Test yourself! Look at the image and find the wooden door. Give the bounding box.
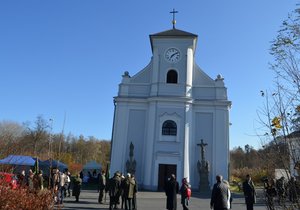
[157,164,176,191]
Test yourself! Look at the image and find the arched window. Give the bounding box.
[166,70,178,84]
[162,120,177,136]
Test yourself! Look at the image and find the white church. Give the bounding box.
[110,21,231,191]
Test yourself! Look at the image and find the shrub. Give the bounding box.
[231,167,268,186]
[0,180,54,210]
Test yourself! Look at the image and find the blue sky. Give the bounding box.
[0,0,297,149]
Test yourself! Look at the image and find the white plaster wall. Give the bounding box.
[193,111,213,189]
[126,109,147,183]
[110,102,130,175]
[214,108,230,182]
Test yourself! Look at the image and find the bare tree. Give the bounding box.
[25,115,50,158]
[256,5,300,209]
[0,120,25,158]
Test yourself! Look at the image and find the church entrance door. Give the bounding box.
[157,164,177,191]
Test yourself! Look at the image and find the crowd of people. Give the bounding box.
[105,171,138,210]
[14,168,76,205]
[262,175,300,210]
[210,174,256,210]
[14,168,139,209]
[16,169,44,191]
[50,168,72,204]
[11,169,246,210]
[12,167,300,210]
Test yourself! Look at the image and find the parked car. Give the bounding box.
[0,172,18,189]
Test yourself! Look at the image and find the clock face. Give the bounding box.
[165,48,181,63]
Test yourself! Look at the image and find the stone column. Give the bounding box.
[184,103,192,181]
[183,47,194,181]
[186,47,193,97]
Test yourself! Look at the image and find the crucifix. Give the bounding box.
[197,139,208,161]
[170,9,178,29]
[197,139,210,192]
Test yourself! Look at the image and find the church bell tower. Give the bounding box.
[110,10,231,191]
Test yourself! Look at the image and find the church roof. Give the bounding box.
[150,28,198,38]
[149,28,198,53]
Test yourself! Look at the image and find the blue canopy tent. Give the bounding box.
[0,155,35,166]
[41,159,68,169]
[0,155,36,174]
[38,159,67,178]
[39,159,68,176]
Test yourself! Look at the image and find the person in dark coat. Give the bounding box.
[98,170,106,204]
[79,171,83,179]
[210,175,229,210]
[17,170,27,187]
[165,174,179,210]
[108,171,122,210]
[287,176,297,203]
[73,173,82,202]
[264,178,276,210]
[120,174,126,209]
[242,174,256,210]
[275,176,286,205]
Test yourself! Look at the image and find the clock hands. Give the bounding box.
[170,52,179,59]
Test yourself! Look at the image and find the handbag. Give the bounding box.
[186,187,192,198]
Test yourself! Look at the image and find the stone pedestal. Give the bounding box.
[197,159,210,193]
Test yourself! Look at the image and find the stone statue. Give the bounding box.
[126,142,136,175]
[198,139,207,161]
[197,139,210,193]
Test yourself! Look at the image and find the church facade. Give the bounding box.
[110,26,231,191]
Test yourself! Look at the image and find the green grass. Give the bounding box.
[230,185,242,193]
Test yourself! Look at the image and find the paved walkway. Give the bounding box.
[59,189,268,210]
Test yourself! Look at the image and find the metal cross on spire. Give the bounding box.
[170,8,178,29]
